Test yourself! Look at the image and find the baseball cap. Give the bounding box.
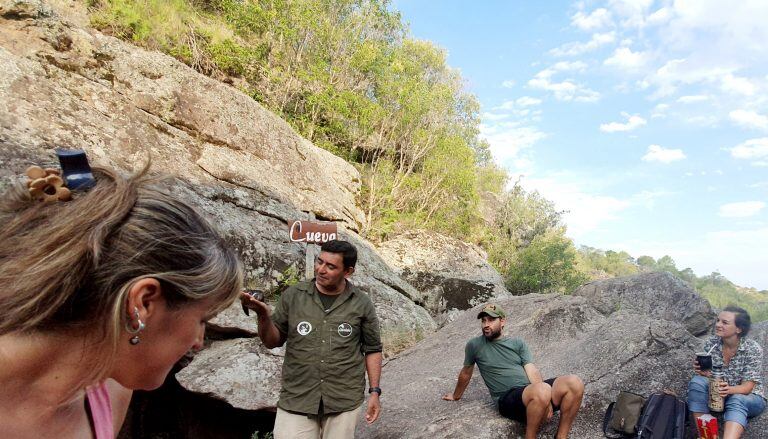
[477,304,506,319]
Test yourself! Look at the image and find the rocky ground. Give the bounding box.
[360,273,768,439]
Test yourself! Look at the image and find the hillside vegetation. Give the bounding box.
[579,248,768,322]
[86,0,766,320]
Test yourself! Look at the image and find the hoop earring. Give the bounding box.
[126,306,146,345]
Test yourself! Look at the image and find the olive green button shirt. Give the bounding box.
[272,280,382,415]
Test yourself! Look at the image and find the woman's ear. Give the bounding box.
[125,278,164,321]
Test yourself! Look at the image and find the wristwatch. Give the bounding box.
[368,387,382,395]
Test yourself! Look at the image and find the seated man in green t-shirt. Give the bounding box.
[442,304,584,439]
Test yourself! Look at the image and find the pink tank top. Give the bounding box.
[86,382,114,439]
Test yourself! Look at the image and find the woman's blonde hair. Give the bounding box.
[0,165,243,386]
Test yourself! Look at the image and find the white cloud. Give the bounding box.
[549,32,616,57]
[480,122,547,165]
[516,96,542,107]
[528,63,600,102]
[551,61,588,72]
[718,201,766,218]
[600,112,647,132]
[519,176,630,239]
[490,97,543,122]
[646,7,672,27]
[603,47,649,71]
[481,112,510,122]
[677,95,709,103]
[729,138,768,162]
[502,80,516,88]
[642,144,686,163]
[646,58,735,99]
[607,0,654,28]
[720,74,756,96]
[631,189,675,209]
[571,8,613,31]
[651,103,669,119]
[729,110,768,130]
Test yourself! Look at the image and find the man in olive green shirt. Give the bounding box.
[241,240,382,439]
[443,304,584,439]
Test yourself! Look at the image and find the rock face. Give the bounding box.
[0,0,363,229]
[572,271,715,336]
[0,1,438,331]
[361,282,768,439]
[176,339,285,411]
[0,2,436,435]
[378,230,510,315]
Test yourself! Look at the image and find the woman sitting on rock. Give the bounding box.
[688,306,765,439]
[0,162,243,438]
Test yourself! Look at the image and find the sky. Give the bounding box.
[392,0,768,290]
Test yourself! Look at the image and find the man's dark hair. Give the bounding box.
[320,240,357,269]
[723,305,751,337]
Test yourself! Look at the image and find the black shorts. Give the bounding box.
[498,377,560,423]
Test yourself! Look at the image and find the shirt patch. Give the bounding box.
[297,321,313,336]
[337,322,353,337]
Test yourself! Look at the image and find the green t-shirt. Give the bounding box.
[464,335,533,401]
[318,291,338,311]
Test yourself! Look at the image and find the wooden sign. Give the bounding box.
[289,220,338,244]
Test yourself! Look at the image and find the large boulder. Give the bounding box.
[378,230,510,315]
[572,271,714,336]
[0,1,363,229]
[359,293,701,438]
[361,279,768,438]
[176,339,285,411]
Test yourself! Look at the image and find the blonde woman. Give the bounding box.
[0,163,243,438]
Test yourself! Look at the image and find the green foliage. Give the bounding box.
[88,0,486,242]
[577,249,768,322]
[578,247,639,278]
[268,265,300,302]
[504,229,588,295]
[694,273,768,322]
[483,182,587,295]
[476,163,508,195]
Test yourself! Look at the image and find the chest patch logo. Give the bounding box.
[297,321,312,336]
[337,322,353,337]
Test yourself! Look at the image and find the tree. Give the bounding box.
[656,255,678,275]
[504,229,588,295]
[636,255,656,269]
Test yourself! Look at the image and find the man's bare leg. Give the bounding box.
[550,375,584,439]
[522,382,553,439]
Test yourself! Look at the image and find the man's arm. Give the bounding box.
[443,365,474,401]
[365,352,383,424]
[523,363,544,385]
[240,292,286,348]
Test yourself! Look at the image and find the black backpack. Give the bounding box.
[604,392,697,439]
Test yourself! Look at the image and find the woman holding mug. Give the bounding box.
[0,161,243,438]
[688,306,765,439]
